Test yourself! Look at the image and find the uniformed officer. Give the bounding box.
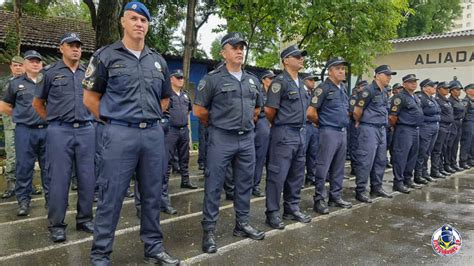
[0,50,48,216]
[307,57,352,215]
[194,32,265,254]
[1,56,24,199]
[348,80,368,175]
[83,2,179,265]
[33,32,96,242]
[445,80,465,172]
[252,70,274,197]
[264,45,312,229]
[161,69,196,215]
[430,82,454,178]
[460,83,474,168]
[389,74,424,193]
[386,83,404,166]
[414,79,441,181]
[352,65,395,203]
[301,73,320,186]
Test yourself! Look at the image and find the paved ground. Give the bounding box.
[0,155,472,265]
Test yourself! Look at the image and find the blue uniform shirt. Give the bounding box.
[166,90,192,127]
[265,70,309,127]
[417,92,440,123]
[310,78,349,128]
[3,74,47,126]
[83,41,172,122]
[390,89,424,126]
[194,65,262,131]
[449,96,465,120]
[36,60,93,122]
[356,80,388,125]
[463,96,474,121]
[435,94,454,124]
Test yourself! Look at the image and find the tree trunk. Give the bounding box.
[13,0,22,55]
[182,0,197,149]
[95,0,123,48]
[82,0,97,30]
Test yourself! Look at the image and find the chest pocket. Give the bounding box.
[216,84,237,102]
[51,77,72,95]
[287,90,300,100]
[17,89,33,103]
[108,65,135,93]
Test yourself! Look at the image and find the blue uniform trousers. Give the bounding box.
[313,127,347,201]
[392,125,419,186]
[91,124,166,262]
[201,127,255,231]
[265,125,306,215]
[14,124,48,204]
[354,124,386,193]
[253,117,270,188]
[348,120,358,169]
[197,123,208,167]
[460,121,474,164]
[47,123,95,228]
[446,120,462,167]
[414,122,439,177]
[304,123,319,182]
[431,124,450,173]
[162,126,190,208]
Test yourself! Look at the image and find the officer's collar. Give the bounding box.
[282,70,302,87]
[222,63,247,79]
[19,73,36,84]
[113,40,153,58]
[324,77,343,90]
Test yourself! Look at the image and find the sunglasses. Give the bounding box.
[265,76,274,80]
[175,76,184,80]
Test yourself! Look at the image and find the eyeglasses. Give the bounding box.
[175,76,184,80]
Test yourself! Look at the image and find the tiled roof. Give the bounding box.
[391,29,474,44]
[0,10,96,53]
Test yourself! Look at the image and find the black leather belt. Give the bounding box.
[108,119,158,129]
[50,121,92,128]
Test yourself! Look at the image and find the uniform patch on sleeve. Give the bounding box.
[391,106,398,112]
[358,100,365,107]
[394,98,401,106]
[36,73,44,83]
[85,63,95,78]
[350,99,356,106]
[271,82,281,93]
[361,91,369,98]
[311,96,318,104]
[198,80,206,91]
[314,87,323,96]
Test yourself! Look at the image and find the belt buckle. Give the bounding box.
[238,130,244,135]
[73,123,80,128]
[341,127,345,132]
[38,125,44,129]
[139,122,147,129]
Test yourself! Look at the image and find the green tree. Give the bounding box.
[48,1,91,22]
[210,38,223,60]
[397,0,462,38]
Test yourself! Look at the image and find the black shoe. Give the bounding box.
[444,166,456,173]
[414,176,428,185]
[252,187,264,197]
[355,192,372,203]
[17,203,30,216]
[423,175,437,182]
[313,200,329,214]
[431,172,446,179]
[76,221,94,233]
[32,185,43,195]
[171,168,181,175]
[460,163,471,169]
[440,170,451,176]
[305,177,315,185]
[407,183,422,189]
[144,251,179,265]
[393,184,410,194]
[125,189,134,198]
[283,211,311,223]
[202,230,217,253]
[328,198,352,209]
[2,189,15,199]
[233,222,265,240]
[386,163,393,169]
[265,215,285,230]
[162,206,178,215]
[50,228,66,243]
[453,165,464,172]
[198,164,205,170]
[225,193,234,201]
[370,188,393,198]
[180,182,198,189]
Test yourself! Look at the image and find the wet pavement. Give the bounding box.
[0,155,472,265]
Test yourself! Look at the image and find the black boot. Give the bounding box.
[233,221,265,240]
[202,230,217,253]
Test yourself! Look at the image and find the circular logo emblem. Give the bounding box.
[71,33,77,38]
[431,224,462,256]
[393,98,401,106]
[311,96,318,104]
[349,99,356,106]
[132,4,138,9]
[154,62,162,71]
[362,91,369,98]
